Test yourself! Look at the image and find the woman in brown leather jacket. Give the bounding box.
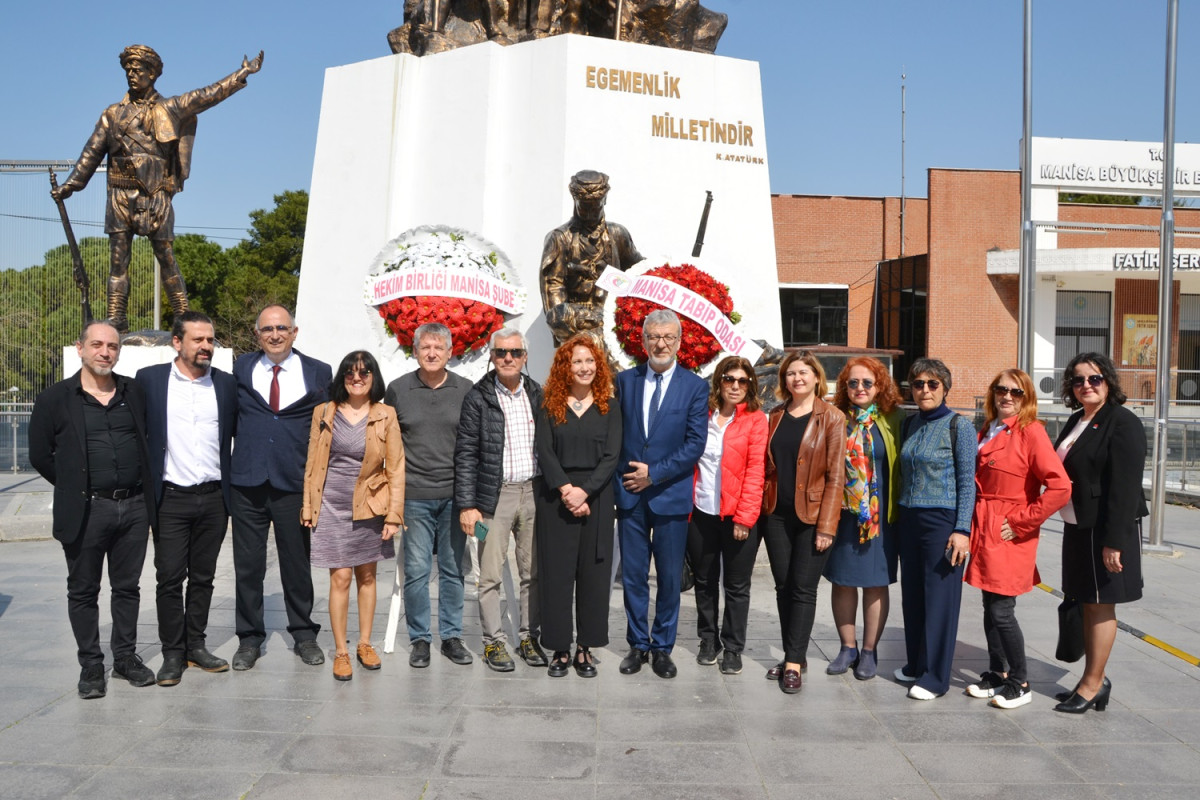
[302,351,405,681]
[762,351,846,693]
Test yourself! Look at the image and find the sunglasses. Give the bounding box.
[911,379,941,391]
[257,325,292,334]
[345,368,372,379]
[993,385,1025,398]
[492,348,527,360]
[1070,374,1105,388]
[846,378,875,390]
[721,375,750,387]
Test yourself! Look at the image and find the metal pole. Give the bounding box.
[153,257,162,331]
[1017,0,1036,374]
[1149,0,1180,553]
[900,72,906,257]
[614,0,624,40]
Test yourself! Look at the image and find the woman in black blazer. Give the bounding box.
[1052,352,1147,714]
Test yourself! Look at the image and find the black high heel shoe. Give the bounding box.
[547,651,570,678]
[573,647,597,678]
[1054,677,1111,713]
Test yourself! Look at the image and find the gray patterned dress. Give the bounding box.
[310,412,395,569]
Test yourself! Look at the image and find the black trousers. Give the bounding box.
[687,508,760,654]
[762,511,829,663]
[231,483,319,647]
[981,590,1027,683]
[154,484,228,656]
[62,495,150,667]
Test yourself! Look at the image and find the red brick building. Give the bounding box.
[772,166,1200,406]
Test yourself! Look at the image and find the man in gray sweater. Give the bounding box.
[384,324,474,668]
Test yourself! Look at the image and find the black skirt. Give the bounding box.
[1061,522,1143,604]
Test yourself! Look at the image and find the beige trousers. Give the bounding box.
[478,481,539,644]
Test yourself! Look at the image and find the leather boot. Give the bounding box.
[107,276,130,333]
[161,271,189,317]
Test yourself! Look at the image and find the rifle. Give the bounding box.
[691,190,714,257]
[48,169,94,328]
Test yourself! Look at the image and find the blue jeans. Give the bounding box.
[402,497,466,643]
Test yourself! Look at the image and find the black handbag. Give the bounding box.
[1056,597,1085,663]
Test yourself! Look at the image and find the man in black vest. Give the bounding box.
[29,320,157,698]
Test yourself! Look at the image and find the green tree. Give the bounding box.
[1059,193,1142,205]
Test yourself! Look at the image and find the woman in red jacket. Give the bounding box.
[964,368,1070,708]
[687,356,768,676]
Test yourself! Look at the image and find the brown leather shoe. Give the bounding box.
[356,643,381,670]
[333,652,353,681]
[780,668,802,694]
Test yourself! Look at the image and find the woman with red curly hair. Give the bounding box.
[823,357,905,681]
[534,334,623,677]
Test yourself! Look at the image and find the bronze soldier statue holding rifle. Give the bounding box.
[51,45,263,332]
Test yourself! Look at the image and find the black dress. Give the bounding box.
[534,400,623,651]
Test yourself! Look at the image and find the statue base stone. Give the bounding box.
[297,34,781,381]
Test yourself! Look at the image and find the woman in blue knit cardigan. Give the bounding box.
[894,358,976,700]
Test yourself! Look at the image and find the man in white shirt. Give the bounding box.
[228,305,332,670]
[136,311,239,686]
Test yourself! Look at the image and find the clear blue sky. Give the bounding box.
[2,0,1197,270]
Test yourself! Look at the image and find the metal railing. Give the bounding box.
[0,404,33,474]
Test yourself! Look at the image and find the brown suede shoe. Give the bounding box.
[333,652,353,681]
[356,643,381,671]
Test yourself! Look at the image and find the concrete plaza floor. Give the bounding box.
[1,472,1199,799]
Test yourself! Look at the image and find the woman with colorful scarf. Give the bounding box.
[823,358,905,680]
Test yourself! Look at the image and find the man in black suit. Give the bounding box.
[229,305,332,670]
[29,320,157,698]
[136,311,238,686]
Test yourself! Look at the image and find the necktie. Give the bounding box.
[648,372,662,432]
[269,365,281,412]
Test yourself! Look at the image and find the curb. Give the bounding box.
[0,517,53,542]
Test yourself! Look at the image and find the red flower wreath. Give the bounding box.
[613,263,739,370]
[377,297,504,358]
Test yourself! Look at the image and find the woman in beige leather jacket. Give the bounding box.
[761,350,846,694]
[302,351,404,681]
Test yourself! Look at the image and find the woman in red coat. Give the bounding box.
[964,368,1070,709]
[687,356,768,676]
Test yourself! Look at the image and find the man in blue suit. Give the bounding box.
[614,309,709,678]
[136,311,237,686]
[228,305,332,670]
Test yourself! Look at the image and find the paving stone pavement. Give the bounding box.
[1,472,1199,799]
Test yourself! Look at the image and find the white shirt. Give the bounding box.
[251,350,306,410]
[162,362,221,487]
[1055,416,1090,525]
[642,361,678,432]
[694,412,731,516]
[978,419,1008,451]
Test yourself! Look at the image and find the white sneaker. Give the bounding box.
[893,666,917,683]
[907,684,938,701]
[990,680,1033,709]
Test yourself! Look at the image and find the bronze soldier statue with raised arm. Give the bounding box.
[51,45,264,332]
[540,170,643,346]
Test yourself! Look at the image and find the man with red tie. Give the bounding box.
[229,305,332,670]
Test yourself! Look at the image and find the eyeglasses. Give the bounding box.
[257,325,292,334]
[846,379,875,390]
[1070,374,1105,388]
[911,379,941,391]
[645,334,679,345]
[721,375,750,387]
[993,385,1025,398]
[346,368,372,380]
[492,348,526,360]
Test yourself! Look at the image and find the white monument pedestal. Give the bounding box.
[62,345,234,378]
[297,34,780,381]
